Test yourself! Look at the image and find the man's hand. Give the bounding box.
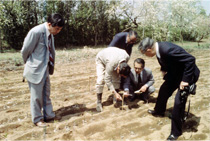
[180,81,189,90]
[139,85,148,93]
[123,91,131,98]
[115,93,122,101]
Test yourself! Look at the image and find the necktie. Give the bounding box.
[138,74,141,84]
[48,35,54,66]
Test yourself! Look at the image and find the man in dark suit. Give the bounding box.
[108,30,138,56]
[21,13,64,127]
[123,58,155,103]
[138,37,200,140]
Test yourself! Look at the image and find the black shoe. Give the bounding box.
[167,134,179,140]
[138,93,148,103]
[141,96,148,103]
[148,109,164,117]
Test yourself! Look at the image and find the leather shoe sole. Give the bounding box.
[45,115,62,122]
[167,134,179,140]
[35,120,46,127]
[148,109,164,117]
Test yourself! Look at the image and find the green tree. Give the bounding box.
[0,1,38,50]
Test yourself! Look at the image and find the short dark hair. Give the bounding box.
[138,37,154,53]
[119,62,131,76]
[128,30,138,38]
[134,58,145,68]
[47,13,64,27]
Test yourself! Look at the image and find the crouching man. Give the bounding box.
[95,47,131,112]
[123,58,155,103]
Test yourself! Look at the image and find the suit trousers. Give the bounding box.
[171,89,188,136]
[154,79,186,136]
[28,67,55,123]
[154,80,179,113]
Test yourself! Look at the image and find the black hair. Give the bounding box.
[134,58,145,68]
[119,62,131,76]
[47,13,64,27]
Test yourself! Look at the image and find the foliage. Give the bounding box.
[0,1,39,50]
[0,0,209,50]
[108,0,210,42]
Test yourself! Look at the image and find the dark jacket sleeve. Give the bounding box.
[123,73,131,91]
[109,34,121,47]
[167,47,196,83]
[108,32,132,55]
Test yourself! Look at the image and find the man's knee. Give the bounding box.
[148,86,155,95]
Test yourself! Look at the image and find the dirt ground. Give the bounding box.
[0,46,210,140]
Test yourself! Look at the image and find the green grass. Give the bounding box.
[0,39,209,65]
[55,47,103,63]
[0,52,22,61]
[0,52,23,68]
[0,46,104,66]
[173,38,210,49]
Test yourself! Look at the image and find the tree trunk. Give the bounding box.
[95,33,98,46]
[0,29,2,53]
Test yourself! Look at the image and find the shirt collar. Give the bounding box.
[156,42,161,58]
[45,22,51,38]
[125,33,128,44]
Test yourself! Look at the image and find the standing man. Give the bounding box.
[95,47,131,112]
[138,37,200,140]
[108,30,138,56]
[123,58,155,103]
[21,13,64,127]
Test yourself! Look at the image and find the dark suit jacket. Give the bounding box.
[157,42,200,84]
[123,68,154,92]
[108,32,133,56]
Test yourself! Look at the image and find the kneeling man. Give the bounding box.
[123,58,155,102]
[95,47,131,112]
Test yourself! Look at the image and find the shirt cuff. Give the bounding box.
[124,88,129,91]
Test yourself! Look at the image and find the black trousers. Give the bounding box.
[154,79,186,136]
[171,89,188,136]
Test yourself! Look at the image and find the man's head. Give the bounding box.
[138,37,156,57]
[47,13,64,35]
[117,62,131,77]
[127,30,138,44]
[134,58,145,74]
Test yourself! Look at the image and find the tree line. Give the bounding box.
[0,0,209,51]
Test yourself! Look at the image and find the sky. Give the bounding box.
[201,0,210,15]
[126,0,210,16]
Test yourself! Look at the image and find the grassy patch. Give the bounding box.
[0,39,209,66]
[173,38,210,49]
[55,47,104,63]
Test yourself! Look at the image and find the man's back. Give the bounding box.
[108,32,133,56]
[97,47,129,67]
